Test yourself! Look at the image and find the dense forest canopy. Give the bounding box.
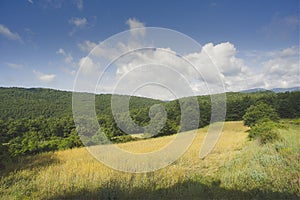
[0,87,299,160]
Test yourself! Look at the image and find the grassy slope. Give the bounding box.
[0,121,299,199]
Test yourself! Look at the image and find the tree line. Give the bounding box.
[0,87,299,166]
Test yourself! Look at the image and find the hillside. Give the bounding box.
[1,87,300,122]
[0,87,162,120]
[0,87,300,159]
[1,121,299,199]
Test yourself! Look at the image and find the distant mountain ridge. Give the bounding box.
[240,87,300,93]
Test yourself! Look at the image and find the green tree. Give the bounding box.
[243,102,279,127]
[248,121,281,144]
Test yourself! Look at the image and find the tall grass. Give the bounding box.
[217,120,300,198]
[0,121,299,199]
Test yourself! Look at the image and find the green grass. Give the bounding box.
[217,120,300,199]
[0,120,299,199]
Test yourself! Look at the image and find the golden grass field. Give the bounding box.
[0,121,299,199]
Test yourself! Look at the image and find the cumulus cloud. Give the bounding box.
[74,0,83,10]
[201,42,247,76]
[77,38,299,98]
[83,44,226,98]
[56,48,73,64]
[111,42,255,95]
[78,56,99,75]
[78,40,97,52]
[274,46,299,57]
[33,70,56,83]
[56,48,77,77]
[74,17,299,99]
[261,46,299,89]
[0,24,22,43]
[68,17,90,35]
[69,17,87,27]
[76,18,146,69]
[76,19,249,97]
[126,18,145,37]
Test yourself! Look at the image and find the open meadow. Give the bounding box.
[1,120,299,199]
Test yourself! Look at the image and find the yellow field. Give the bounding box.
[1,121,299,199]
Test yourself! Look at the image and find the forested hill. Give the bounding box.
[1,87,300,124]
[0,87,299,159]
[0,87,163,120]
[1,87,300,123]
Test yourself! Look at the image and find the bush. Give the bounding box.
[291,118,300,125]
[110,135,139,143]
[249,121,280,144]
[243,102,279,127]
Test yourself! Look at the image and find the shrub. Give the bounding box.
[249,121,280,144]
[291,118,300,125]
[110,135,139,143]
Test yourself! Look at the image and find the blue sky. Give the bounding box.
[0,0,299,97]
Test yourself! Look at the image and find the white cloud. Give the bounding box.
[277,46,299,57]
[76,31,248,97]
[261,46,299,89]
[103,43,299,96]
[82,32,247,88]
[0,24,22,43]
[107,41,251,94]
[201,42,247,76]
[68,17,89,36]
[56,48,73,64]
[262,15,299,39]
[61,66,76,76]
[56,48,77,77]
[87,44,224,98]
[77,38,299,98]
[33,70,56,83]
[78,56,99,76]
[69,17,87,27]
[78,40,97,52]
[191,42,256,92]
[39,0,63,9]
[28,0,33,4]
[56,48,65,55]
[74,0,83,10]
[76,18,146,68]
[126,18,145,29]
[74,18,299,99]
[126,18,145,37]
[5,62,23,69]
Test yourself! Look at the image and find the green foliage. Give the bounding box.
[0,116,83,158]
[218,121,299,197]
[243,102,279,127]
[244,103,281,144]
[275,92,300,118]
[248,121,281,144]
[110,135,139,143]
[291,118,300,125]
[0,87,299,160]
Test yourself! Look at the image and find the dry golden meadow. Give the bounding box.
[0,121,299,199]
